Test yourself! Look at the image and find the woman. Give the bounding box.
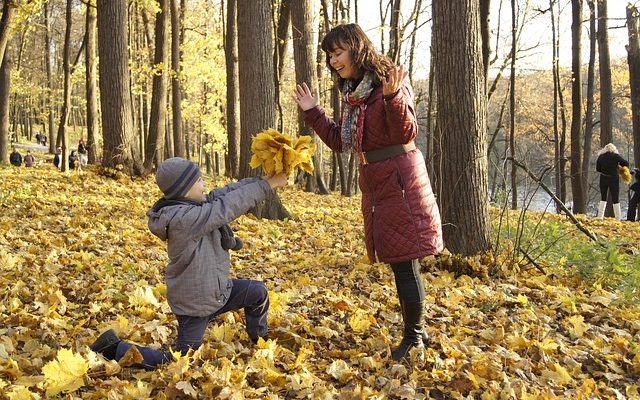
[292,23,443,361]
[596,143,629,219]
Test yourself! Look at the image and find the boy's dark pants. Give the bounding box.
[114,279,269,368]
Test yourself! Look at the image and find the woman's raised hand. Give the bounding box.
[383,65,408,97]
[292,82,319,111]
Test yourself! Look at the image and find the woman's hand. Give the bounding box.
[292,82,319,111]
[383,65,408,97]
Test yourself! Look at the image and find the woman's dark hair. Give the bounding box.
[321,23,394,90]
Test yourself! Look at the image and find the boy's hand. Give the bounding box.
[265,172,288,189]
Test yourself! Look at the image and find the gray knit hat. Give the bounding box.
[156,157,201,199]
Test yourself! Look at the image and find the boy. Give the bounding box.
[90,157,288,368]
[628,167,640,221]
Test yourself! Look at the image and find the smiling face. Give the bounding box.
[328,46,361,80]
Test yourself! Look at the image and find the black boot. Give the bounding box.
[399,298,429,346]
[90,329,121,360]
[391,301,425,361]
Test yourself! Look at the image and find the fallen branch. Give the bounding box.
[507,157,602,245]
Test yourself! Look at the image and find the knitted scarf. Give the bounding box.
[341,72,374,152]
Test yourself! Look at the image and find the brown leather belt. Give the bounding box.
[360,142,416,164]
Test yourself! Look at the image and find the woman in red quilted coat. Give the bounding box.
[293,23,443,361]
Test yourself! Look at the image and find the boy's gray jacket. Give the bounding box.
[147,177,272,317]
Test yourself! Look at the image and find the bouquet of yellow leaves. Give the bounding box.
[619,165,632,184]
[250,128,316,175]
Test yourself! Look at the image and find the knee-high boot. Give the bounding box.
[391,301,425,361]
[398,298,429,345]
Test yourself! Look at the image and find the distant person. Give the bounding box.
[23,151,35,167]
[77,138,88,167]
[9,148,22,167]
[41,135,47,147]
[596,143,629,219]
[69,150,80,170]
[628,167,640,222]
[53,147,63,169]
[90,157,288,369]
[35,132,41,145]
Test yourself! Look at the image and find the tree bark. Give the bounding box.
[225,0,240,177]
[0,46,9,164]
[433,0,491,255]
[627,4,640,168]
[0,0,15,69]
[170,0,185,158]
[97,0,143,175]
[582,0,596,207]
[56,0,73,172]
[86,0,99,164]
[597,0,612,145]
[43,2,55,154]
[480,0,491,84]
[387,0,402,63]
[509,0,517,209]
[570,0,585,213]
[144,0,169,170]
[291,0,329,194]
[238,0,290,220]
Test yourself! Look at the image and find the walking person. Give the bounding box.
[596,143,629,220]
[90,157,288,369]
[292,23,443,361]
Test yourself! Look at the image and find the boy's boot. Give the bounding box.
[391,301,425,361]
[90,329,121,360]
[597,200,607,219]
[613,203,621,220]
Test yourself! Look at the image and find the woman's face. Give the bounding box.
[328,46,360,80]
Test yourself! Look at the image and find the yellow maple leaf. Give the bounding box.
[564,315,589,339]
[541,363,573,386]
[42,348,88,396]
[348,309,372,333]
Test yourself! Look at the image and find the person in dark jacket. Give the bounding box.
[628,167,640,221]
[23,151,35,167]
[9,148,22,167]
[293,23,443,361]
[53,147,62,169]
[596,143,629,219]
[90,157,288,369]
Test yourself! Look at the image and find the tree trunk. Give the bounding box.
[597,0,612,145]
[291,0,328,194]
[144,0,169,170]
[238,0,290,220]
[56,0,73,173]
[97,0,143,175]
[387,0,402,63]
[170,0,185,158]
[582,0,596,208]
[509,0,517,209]
[0,0,15,69]
[433,0,491,255]
[627,4,640,168]
[0,46,9,164]
[86,0,99,164]
[480,0,491,84]
[44,2,55,154]
[225,0,240,177]
[551,0,561,208]
[570,0,585,213]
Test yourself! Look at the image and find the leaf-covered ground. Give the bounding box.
[1,165,640,399]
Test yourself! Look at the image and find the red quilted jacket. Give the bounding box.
[304,78,443,263]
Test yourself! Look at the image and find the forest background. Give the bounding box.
[2,0,640,398]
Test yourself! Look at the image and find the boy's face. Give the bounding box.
[184,177,206,202]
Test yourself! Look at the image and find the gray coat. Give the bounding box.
[147,177,272,317]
